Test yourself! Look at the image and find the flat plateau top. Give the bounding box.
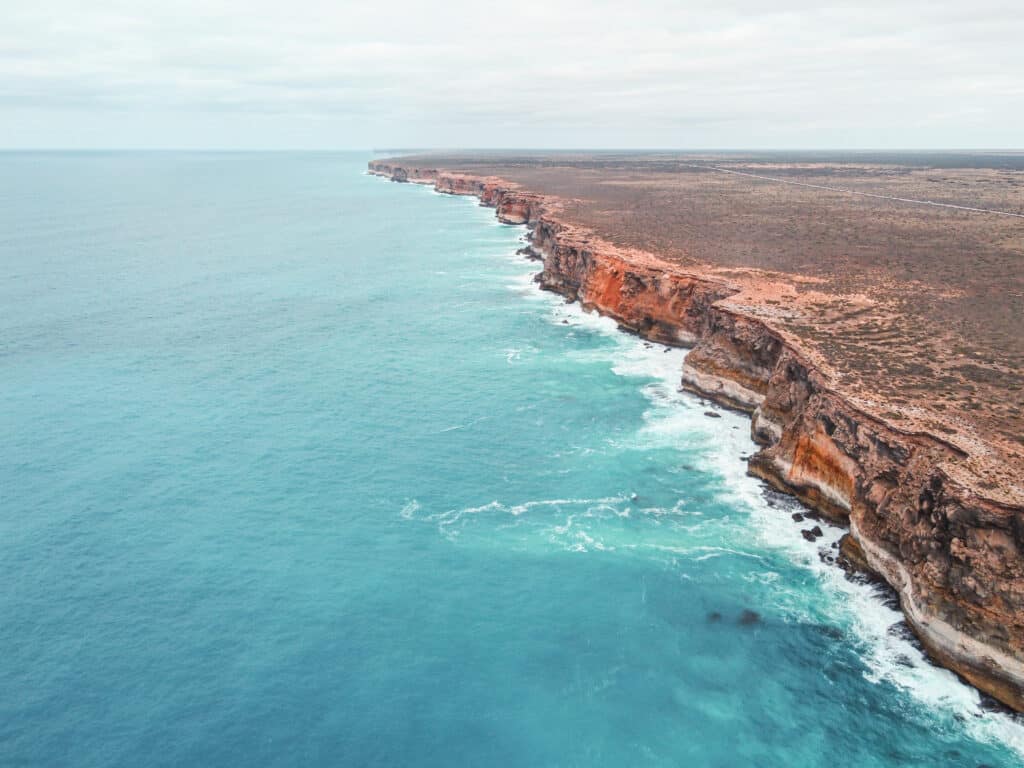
[388,151,1024,497]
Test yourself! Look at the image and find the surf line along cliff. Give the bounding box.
[367,159,1024,712]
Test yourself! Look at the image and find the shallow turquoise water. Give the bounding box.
[1,151,1021,766]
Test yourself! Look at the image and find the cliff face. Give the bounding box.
[529,217,733,345]
[751,354,1024,706]
[368,160,1024,711]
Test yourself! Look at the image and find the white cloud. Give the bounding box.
[1,0,1022,147]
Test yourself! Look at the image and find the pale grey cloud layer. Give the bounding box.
[2,0,1022,148]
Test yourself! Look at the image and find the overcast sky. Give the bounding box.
[2,0,1022,149]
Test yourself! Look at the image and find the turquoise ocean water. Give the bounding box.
[1,151,1022,766]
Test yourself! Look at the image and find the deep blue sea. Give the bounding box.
[1,151,1022,767]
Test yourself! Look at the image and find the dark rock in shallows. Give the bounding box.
[816,625,844,640]
[887,621,917,642]
[704,411,721,418]
[978,694,1015,715]
[810,525,823,538]
[792,512,805,522]
[738,609,761,625]
[562,319,569,324]
[801,529,817,542]
[880,591,901,612]
[707,611,722,623]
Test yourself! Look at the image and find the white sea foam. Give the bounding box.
[421,495,639,549]
[424,496,628,525]
[504,347,531,363]
[505,270,544,298]
[436,415,490,434]
[504,258,1024,758]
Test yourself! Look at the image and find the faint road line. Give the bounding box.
[682,163,1024,219]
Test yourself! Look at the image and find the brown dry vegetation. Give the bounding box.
[390,151,1024,496]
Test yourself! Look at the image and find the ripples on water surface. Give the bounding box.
[0,152,1021,766]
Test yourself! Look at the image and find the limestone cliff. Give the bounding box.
[368,159,1024,711]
